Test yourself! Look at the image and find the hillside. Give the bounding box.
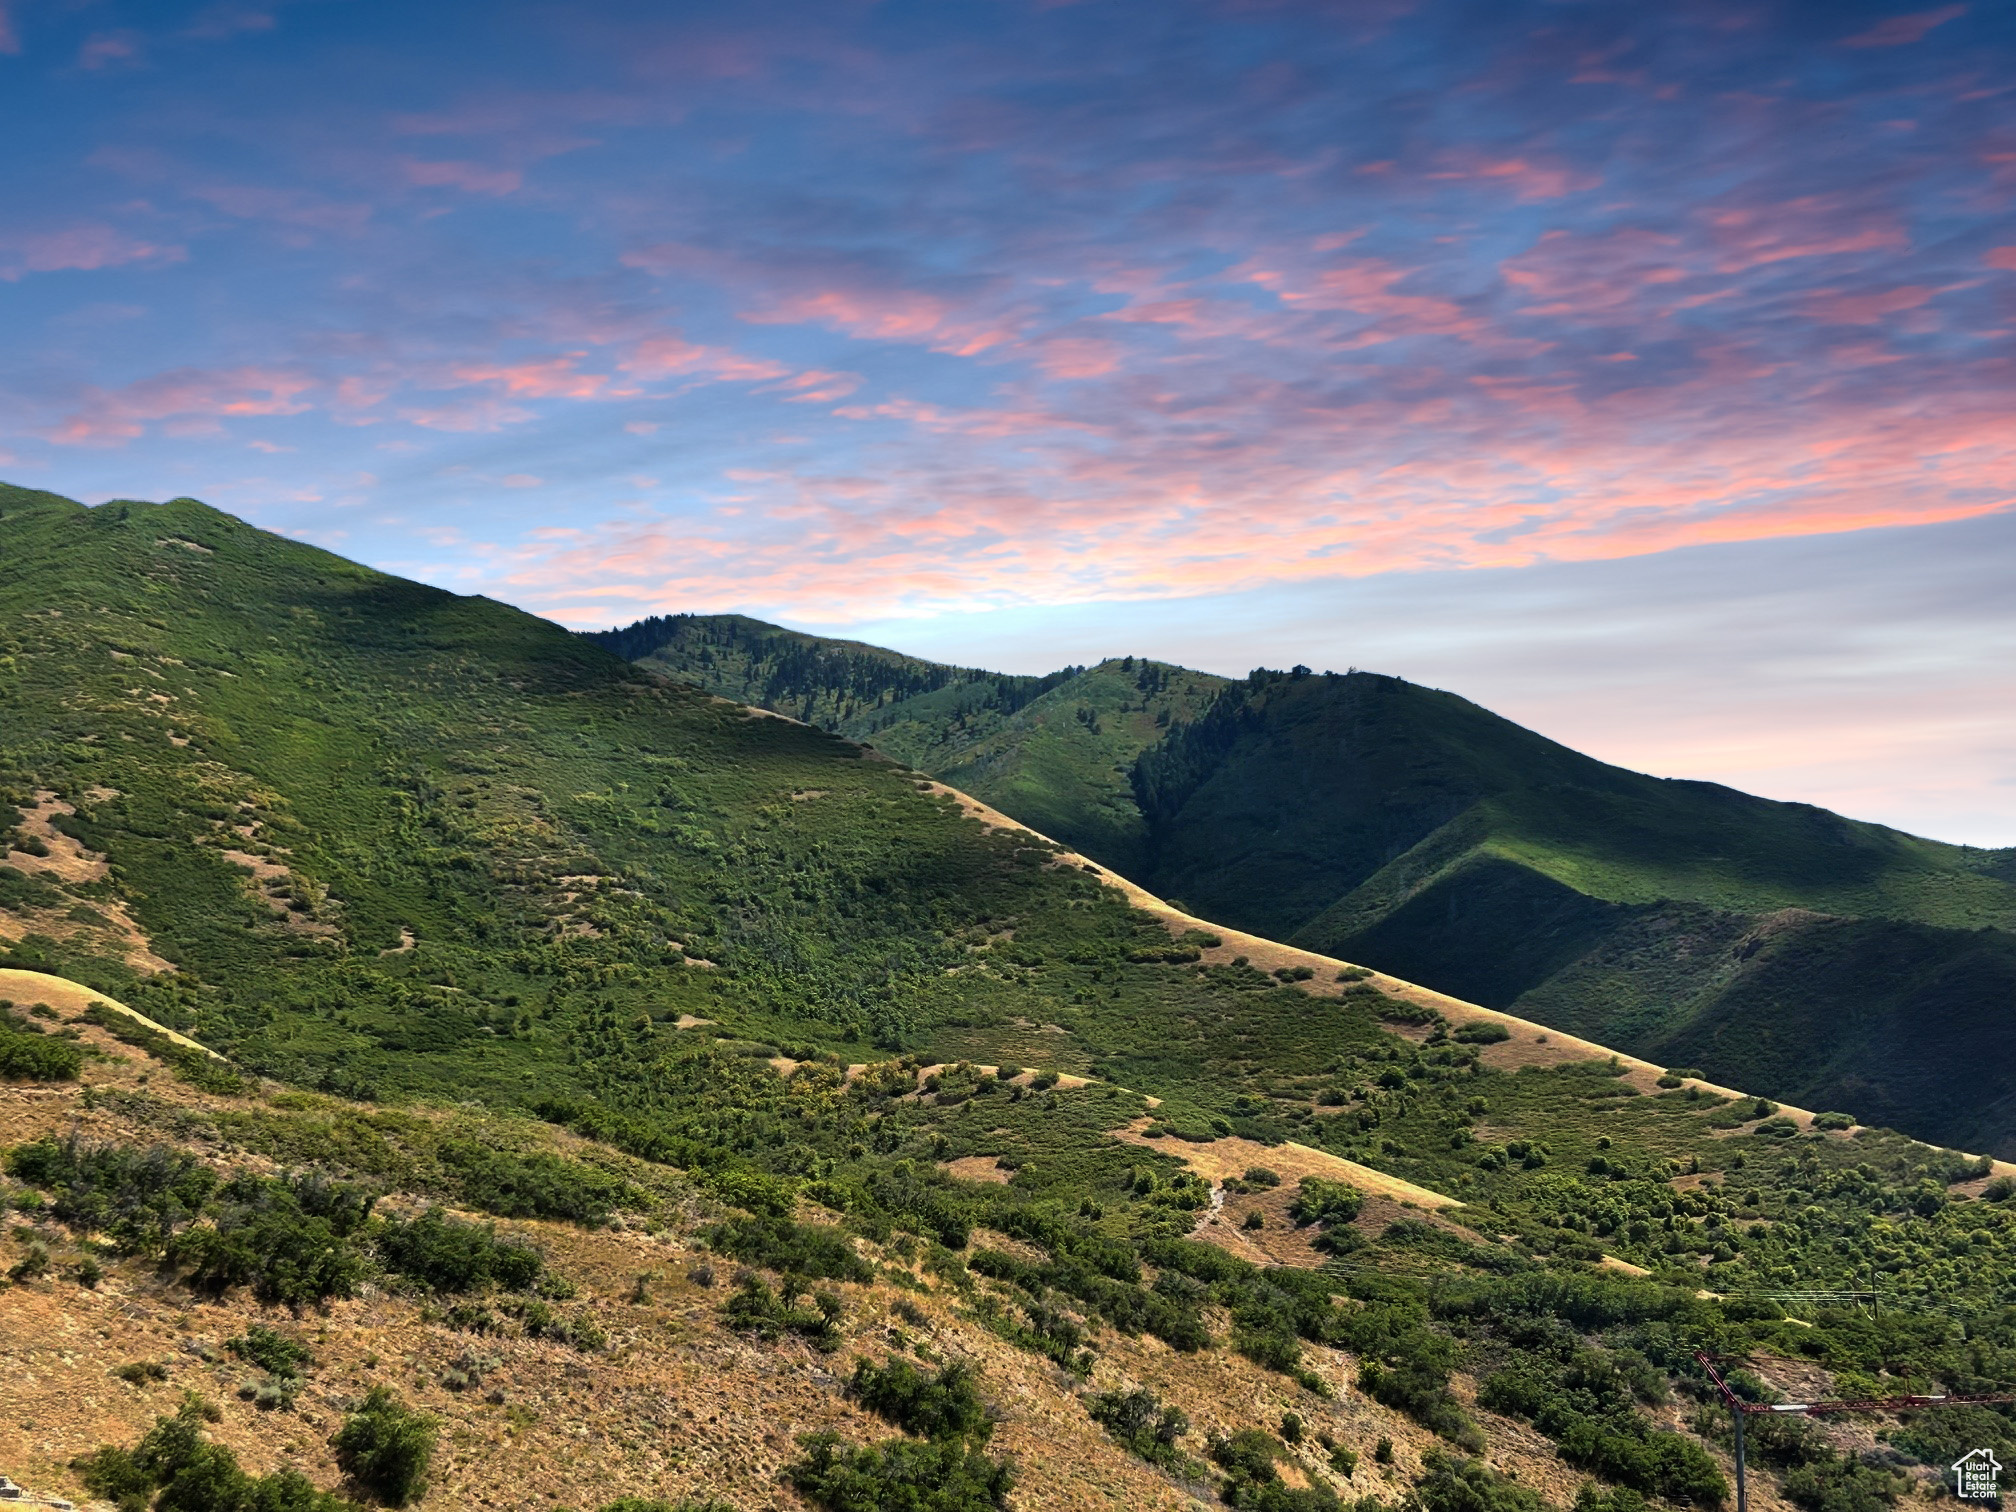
[585,614,1225,875]
[1133,670,2016,1156]
[594,618,2016,1155]
[7,486,2016,1512]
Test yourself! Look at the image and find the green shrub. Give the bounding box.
[723,1275,843,1350]
[1811,1112,1855,1131]
[1086,1386,1193,1472]
[8,1135,219,1256]
[1207,1427,1341,1510]
[1452,1022,1512,1045]
[1416,1451,1546,1512]
[848,1356,992,1442]
[228,1324,315,1379]
[333,1386,436,1507]
[785,1430,1016,1510]
[375,1207,543,1294]
[703,1214,871,1283]
[1288,1178,1363,1228]
[73,1398,356,1512]
[0,1005,88,1080]
[167,1170,375,1306]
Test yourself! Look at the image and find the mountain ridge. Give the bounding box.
[593,613,2016,1154]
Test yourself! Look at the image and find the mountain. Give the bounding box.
[9,485,2016,1512]
[593,619,2016,1155]
[588,613,1226,875]
[1136,668,2016,1155]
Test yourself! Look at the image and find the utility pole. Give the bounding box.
[1694,1351,2016,1512]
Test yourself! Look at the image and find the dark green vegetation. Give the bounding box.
[3,1131,606,1344]
[0,997,90,1078]
[9,488,2016,1511]
[595,615,2016,1155]
[331,1387,438,1507]
[586,612,1223,873]
[75,1394,363,1511]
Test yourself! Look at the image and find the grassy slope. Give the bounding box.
[1136,670,2016,1153]
[600,613,1225,874]
[597,619,2016,1153]
[10,489,2016,1509]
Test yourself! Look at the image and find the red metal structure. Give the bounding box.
[1693,1351,2016,1512]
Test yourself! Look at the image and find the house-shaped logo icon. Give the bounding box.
[1954,1449,2003,1501]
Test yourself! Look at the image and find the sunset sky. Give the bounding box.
[2,0,2011,843]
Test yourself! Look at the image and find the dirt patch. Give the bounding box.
[1108,1121,1459,1210]
[940,1156,1013,1185]
[0,796,171,973]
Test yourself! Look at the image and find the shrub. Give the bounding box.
[0,1005,88,1080]
[8,1135,219,1256]
[333,1386,436,1507]
[1812,1112,1856,1131]
[1244,1166,1282,1188]
[1452,1022,1512,1045]
[1416,1451,1546,1512]
[785,1430,1016,1511]
[168,1171,375,1307]
[228,1324,315,1380]
[704,1214,872,1283]
[375,1208,543,1294]
[723,1275,843,1350]
[849,1356,992,1442]
[1288,1178,1363,1228]
[73,1398,355,1512]
[1207,1427,1341,1510]
[1086,1386,1193,1472]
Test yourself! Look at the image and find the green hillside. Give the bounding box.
[11,486,2016,1512]
[595,621,2016,1155]
[1138,669,2016,1154]
[589,613,1225,873]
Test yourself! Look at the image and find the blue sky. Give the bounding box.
[2,0,2012,842]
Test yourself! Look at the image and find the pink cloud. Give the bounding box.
[397,398,534,433]
[1431,152,1601,202]
[0,3,19,55]
[51,367,315,447]
[453,354,617,400]
[78,30,140,69]
[619,335,790,383]
[0,225,186,281]
[1500,228,1690,319]
[401,158,524,196]
[1986,247,2016,271]
[1841,5,1965,47]
[1239,255,1492,343]
[1803,285,1938,324]
[765,369,864,403]
[1703,199,1909,272]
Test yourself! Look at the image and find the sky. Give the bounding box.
[1,0,2012,844]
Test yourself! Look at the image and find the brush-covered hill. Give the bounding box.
[593,617,2016,1156]
[1132,669,2016,1156]
[585,613,1225,875]
[7,486,2016,1512]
